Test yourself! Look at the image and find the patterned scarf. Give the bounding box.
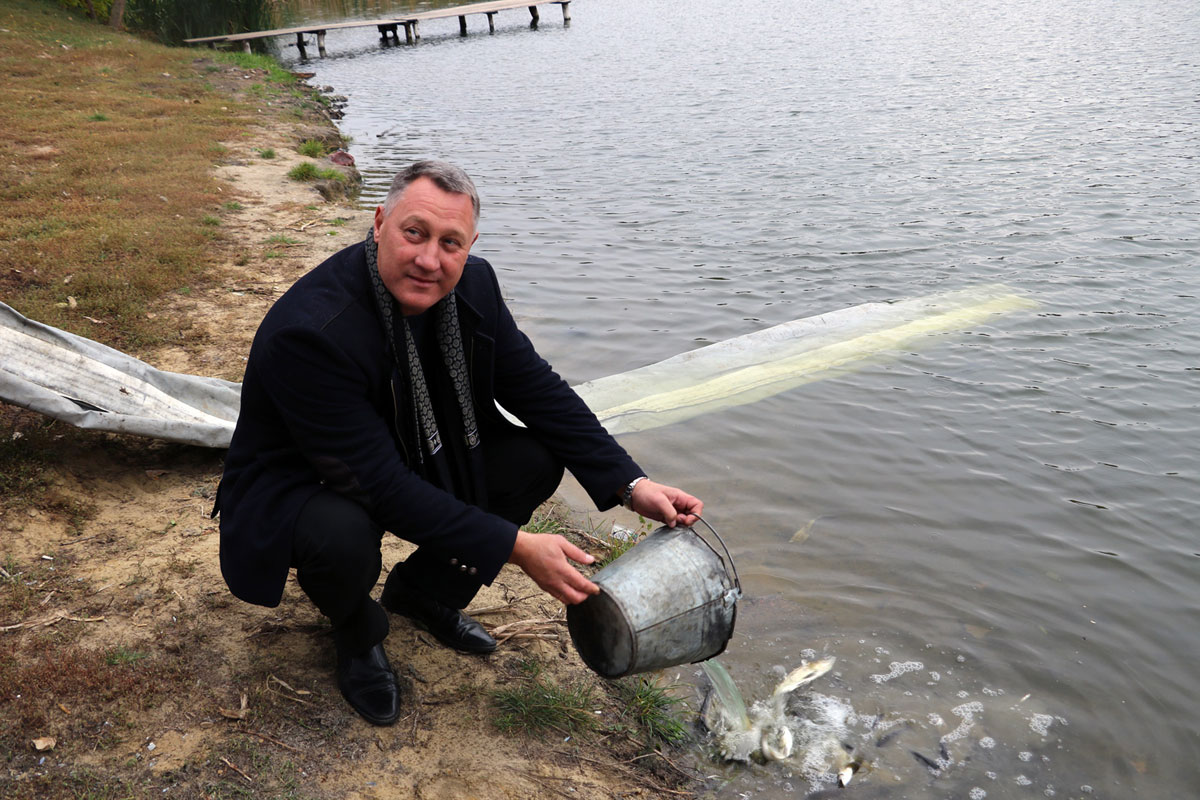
[364,228,479,472]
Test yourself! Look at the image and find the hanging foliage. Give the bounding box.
[129,0,279,44]
[58,0,279,44]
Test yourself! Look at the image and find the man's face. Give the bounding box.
[372,176,478,316]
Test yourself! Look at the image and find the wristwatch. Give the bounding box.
[621,476,648,509]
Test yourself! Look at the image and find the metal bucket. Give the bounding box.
[567,518,740,679]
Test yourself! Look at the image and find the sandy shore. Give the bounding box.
[1,62,698,799]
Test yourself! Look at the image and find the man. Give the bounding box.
[216,160,702,725]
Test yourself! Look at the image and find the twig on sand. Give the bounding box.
[220,756,254,783]
[500,632,558,643]
[488,617,567,646]
[551,750,695,797]
[464,593,539,616]
[0,610,105,632]
[488,617,566,636]
[268,674,311,696]
[240,729,299,753]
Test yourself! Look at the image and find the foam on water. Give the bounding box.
[870,660,924,683]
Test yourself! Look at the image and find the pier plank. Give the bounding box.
[184,0,570,47]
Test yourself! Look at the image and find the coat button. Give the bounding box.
[468,567,477,576]
[459,564,467,572]
[449,558,458,566]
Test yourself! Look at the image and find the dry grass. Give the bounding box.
[0,0,315,353]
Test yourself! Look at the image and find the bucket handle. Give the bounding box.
[694,517,741,596]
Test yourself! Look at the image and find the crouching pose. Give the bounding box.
[215,160,702,724]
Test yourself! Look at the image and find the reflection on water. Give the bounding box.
[270,0,1200,796]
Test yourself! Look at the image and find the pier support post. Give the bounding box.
[528,5,539,27]
[561,2,571,24]
[486,11,496,32]
[459,15,468,35]
[404,21,414,44]
[295,31,307,59]
[377,23,401,44]
[316,30,327,57]
[413,20,420,40]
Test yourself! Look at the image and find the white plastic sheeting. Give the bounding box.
[0,301,239,448]
[0,285,1035,448]
[573,285,1037,435]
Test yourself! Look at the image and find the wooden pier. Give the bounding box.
[183,0,572,57]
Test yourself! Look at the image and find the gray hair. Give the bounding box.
[380,160,480,225]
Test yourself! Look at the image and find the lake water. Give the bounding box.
[268,0,1199,796]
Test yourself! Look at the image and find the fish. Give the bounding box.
[773,657,837,697]
[911,749,942,774]
[699,656,837,763]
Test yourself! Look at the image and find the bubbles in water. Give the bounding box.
[870,660,924,683]
[1030,713,1056,736]
[943,701,984,744]
[979,736,996,749]
[1081,785,1094,794]
[929,670,941,682]
[1016,775,1033,786]
[928,713,944,726]
[969,788,987,799]
[1019,751,1034,762]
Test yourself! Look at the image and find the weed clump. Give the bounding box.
[297,139,326,157]
[288,161,347,184]
[492,661,598,735]
[609,676,690,746]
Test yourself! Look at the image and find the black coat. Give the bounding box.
[218,240,641,607]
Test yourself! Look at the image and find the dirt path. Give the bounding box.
[0,64,698,800]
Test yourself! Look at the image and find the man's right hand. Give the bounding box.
[509,531,600,605]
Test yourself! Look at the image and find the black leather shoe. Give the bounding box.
[382,587,497,654]
[336,642,401,726]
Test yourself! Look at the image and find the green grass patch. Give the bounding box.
[223,201,244,211]
[104,646,147,666]
[265,234,300,245]
[201,214,221,226]
[257,147,276,159]
[215,50,294,84]
[297,139,326,157]
[609,676,690,746]
[287,161,319,181]
[492,661,598,735]
[287,161,345,183]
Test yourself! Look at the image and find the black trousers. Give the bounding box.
[291,425,563,656]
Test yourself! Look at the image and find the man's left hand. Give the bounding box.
[629,479,703,528]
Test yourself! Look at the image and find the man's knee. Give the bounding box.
[484,427,564,524]
[293,491,383,590]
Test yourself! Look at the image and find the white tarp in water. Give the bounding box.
[572,284,1037,435]
[1,285,1035,448]
[0,301,240,448]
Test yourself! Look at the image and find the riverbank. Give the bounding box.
[0,2,697,797]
